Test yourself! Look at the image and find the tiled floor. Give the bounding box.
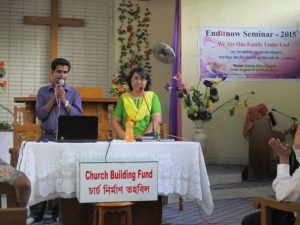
[30,197,258,225]
[163,198,258,225]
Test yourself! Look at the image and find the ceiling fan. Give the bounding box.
[152,43,175,64]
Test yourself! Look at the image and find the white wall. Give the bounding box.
[0,131,13,163]
[182,0,300,164]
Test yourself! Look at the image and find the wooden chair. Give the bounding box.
[14,106,35,126]
[253,196,300,225]
[252,124,300,224]
[0,183,27,225]
[11,124,42,167]
[74,86,103,98]
[93,202,133,225]
[13,106,42,149]
[11,106,42,167]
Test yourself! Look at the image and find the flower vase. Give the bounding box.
[192,120,207,152]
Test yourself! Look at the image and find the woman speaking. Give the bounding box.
[112,67,162,140]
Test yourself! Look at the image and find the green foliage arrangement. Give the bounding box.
[111,0,152,96]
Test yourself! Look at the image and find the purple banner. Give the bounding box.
[200,27,300,79]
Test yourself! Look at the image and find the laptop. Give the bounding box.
[57,115,98,142]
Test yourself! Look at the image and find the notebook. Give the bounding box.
[57,115,98,142]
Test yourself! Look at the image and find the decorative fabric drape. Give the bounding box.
[169,0,181,138]
[243,103,268,139]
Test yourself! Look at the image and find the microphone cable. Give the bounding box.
[55,79,65,140]
[141,89,155,136]
[272,108,297,121]
[17,141,29,170]
[104,139,112,162]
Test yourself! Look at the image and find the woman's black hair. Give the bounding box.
[51,58,71,72]
[126,67,152,91]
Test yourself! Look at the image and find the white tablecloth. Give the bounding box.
[17,140,214,214]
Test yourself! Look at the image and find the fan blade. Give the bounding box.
[152,43,175,64]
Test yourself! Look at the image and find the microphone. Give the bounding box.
[55,79,65,140]
[268,112,277,127]
[58,79,65,86]
[271,108,297,121]
[140,86,156,138]
[56,79,65,104]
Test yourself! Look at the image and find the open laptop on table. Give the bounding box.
[57,115,98,142]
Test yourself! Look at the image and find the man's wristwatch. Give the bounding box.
[64,100,70,108]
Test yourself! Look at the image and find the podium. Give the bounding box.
[13,95,117,148]
[248,116,285,180]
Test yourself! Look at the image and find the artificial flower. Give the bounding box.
[173,72,182,81]
[0,61,6,78]
[244,98,250,107]
[171,74,255,121]
[0,61,12,130]
[0,61,7,93]
[164,83,172,91]
[109,74,130,96]
[1,80,7,88]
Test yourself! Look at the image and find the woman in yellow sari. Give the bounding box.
[112,67,162,139]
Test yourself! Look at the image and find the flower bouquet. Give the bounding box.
[166,73,255,122]
[110,74,130,97]
[0,61,7,94]
[0,61,12,130]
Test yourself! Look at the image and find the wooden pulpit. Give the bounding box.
[13,87,117,149]
[248,116,285,181]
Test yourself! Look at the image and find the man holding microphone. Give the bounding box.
[27,58,83,224]
[36,57,83,141]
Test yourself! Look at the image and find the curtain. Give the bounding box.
[169,0,181,138]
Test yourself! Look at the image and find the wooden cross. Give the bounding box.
[24,0,84,76]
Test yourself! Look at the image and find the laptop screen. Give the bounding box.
[57,116,98,142]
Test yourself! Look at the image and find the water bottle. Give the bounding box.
[125,116,134,142]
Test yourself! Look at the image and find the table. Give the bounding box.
[17,140,213,215]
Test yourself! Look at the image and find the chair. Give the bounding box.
[74,86,103,98]
[0,183,27,225]
[12,104,42,164]
[13,106,42,149]
[253,196,300,225]
[11,124,42,167]
[93,202,133,225]
[252,123,300,224]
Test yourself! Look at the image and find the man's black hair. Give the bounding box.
[51,58,71,72]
